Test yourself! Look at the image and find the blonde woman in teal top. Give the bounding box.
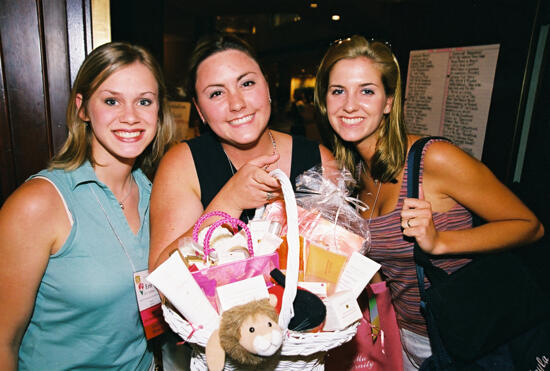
[0,42,174,370]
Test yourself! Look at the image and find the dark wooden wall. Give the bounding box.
[0,0,92,204]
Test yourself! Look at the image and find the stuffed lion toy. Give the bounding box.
[206,298,283,370]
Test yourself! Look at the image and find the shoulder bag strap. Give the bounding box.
[406,136,449,293]
[408,137,457,369]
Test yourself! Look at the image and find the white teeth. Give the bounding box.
[342,117,363,125]
[116,131,140,138]
[229,114,253,125]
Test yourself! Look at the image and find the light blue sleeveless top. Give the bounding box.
[18,162,153,370]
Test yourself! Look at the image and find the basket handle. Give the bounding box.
[269,169,300,331]
[202,217,254,262]
[192,211,238,243]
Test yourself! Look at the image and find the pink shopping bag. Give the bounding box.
[325,281,404,370]
[190,212,279,312]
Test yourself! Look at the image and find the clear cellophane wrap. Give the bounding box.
[262,165,370,290]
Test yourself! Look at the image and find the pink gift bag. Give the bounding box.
[325,281,404,370]
[190,212,279,312]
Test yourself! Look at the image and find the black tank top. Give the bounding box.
[187,129,321,222]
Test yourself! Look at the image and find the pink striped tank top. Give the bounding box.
[367,139,472,336]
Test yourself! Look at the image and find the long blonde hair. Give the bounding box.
[314,35,407,184]
[50,42,175,178]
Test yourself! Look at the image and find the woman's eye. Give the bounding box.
[242,80,255,88]
[330,88,344,95]
[361,88,375,95]
[104,98,117,106]
[139,99,152,106]
[209,91,222,99]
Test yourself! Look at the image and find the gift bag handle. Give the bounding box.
[202,217,254,261]
[192,210,238,243]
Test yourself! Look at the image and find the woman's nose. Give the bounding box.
[120,104,139,123]
[343,95,358,113]
[228,91,246,112]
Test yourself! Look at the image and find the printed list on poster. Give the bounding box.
[403,44,500,159]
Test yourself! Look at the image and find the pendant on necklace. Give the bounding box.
[117,175,134,210]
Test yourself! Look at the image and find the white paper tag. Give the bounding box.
[134,270,162,311]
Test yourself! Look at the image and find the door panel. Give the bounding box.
[0,0,92,204]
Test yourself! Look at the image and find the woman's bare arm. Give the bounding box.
[401,141,544,255]
[0,179,70,369]
[149,142,282,270]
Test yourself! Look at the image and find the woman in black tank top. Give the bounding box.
[149,33,335,274]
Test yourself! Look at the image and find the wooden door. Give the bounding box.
[0,0,92,204]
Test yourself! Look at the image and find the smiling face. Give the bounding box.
[78,62,159,165]
[326,56,393,149]
[194,49,271,146]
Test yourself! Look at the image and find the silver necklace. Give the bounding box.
[358,161,382,224]
[362,179,382,255]
[90,185,137,272]
[117,175,134,209]
[223,129,278,175]
[268,129,278,156]
[368,180,382,225]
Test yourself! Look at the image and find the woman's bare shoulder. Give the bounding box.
[319,143,336,168]
[152,140,200,208]
[2,178,66,219]
[422,139,477,172]
[160,141,193,164]
[0,177,70,251]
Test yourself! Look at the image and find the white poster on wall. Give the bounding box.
[168,101,194,141]
[403,44,500,159]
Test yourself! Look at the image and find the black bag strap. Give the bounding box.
[408,137,456,370]
[407,136,449,289]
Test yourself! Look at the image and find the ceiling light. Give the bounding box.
[331,14,340,21]
[310,2,318,8]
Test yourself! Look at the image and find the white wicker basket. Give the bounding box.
[162,169,360,370]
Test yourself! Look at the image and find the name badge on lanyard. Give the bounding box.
[134,270,169,340]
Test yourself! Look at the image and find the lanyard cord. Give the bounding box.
[90,184,137,273]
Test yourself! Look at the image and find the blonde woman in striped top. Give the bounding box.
[314,35,543,369]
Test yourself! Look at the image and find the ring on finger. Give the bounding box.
[266,191,274,201]
[407,219,412,228]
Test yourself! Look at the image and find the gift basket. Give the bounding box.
[150,169,371,370]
